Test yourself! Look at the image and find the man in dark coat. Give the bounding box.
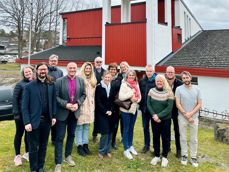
[22,63,56,172]
[92,56,106,143]
[48,54,63,145]
[165,66,183,158]
[54,62,86,172]
[139,64,157,153]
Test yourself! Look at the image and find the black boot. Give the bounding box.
[77,145,87,156]
[83,144,91,155]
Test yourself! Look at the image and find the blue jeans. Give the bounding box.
[75,124,89,146]
[55,112,77,164]
[142,110,151,148]
[121,111,137,150]
[99,133,112,155]
[27,119,51,171]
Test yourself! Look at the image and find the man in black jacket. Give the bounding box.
[48,54,63,145]
[139,65,157,153]
[165,66,183,158]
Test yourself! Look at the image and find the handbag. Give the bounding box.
[114,94,132,110]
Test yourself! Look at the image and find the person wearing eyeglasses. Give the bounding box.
[92,56,106,143]
[48,54,63,146]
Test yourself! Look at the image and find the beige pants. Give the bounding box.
[178,115,198,158]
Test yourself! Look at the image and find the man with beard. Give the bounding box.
[165,66,183,157]
[54,62,86,172]
[175,71,202,168]
[22,63,56,172]
[139,64,157,153]
[48,54,63,145]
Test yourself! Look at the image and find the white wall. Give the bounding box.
[154,24,172,64]
[177,0,202,42]
[198,76,229,113]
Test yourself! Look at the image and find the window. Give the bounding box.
[62,19,67,44]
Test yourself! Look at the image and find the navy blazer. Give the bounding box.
[55,75,86,121]
[22,80,56,129]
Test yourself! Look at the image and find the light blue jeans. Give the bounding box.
[75,124,89,146]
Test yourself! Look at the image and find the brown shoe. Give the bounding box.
[98,153,104,159]
[107,153,112,158]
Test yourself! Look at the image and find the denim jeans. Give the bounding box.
[121,111,137,150]
[27,119,51,171]
[55,112,77,164]
[142,110,151,148]
[99,133,112,155]
[75,124,89,146]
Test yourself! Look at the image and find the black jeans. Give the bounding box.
[142,110,152,148]
[152,119,171,158]
[171,114,181,152]
[55,112,77,164]
[27,119,51,171]
[14,118,29,155]
[51,124,56,143]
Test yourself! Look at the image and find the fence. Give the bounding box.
[199,108,229,122]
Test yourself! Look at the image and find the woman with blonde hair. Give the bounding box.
[119,70,141,160]
[147,74,174,167]
[75,62,97,156]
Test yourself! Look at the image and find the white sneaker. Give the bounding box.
[22,152,29,162]
[54,164,61,172]
[190,158,199,167]
[129,146,138,156]
[150,156,161,166]
[14,155,22,166]
[124,150,133,160]
[181,156,188,165]
[161,157,168,167]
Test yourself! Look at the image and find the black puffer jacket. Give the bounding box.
[139,74,157,114]
[13,78,31,120]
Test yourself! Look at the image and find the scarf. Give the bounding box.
[127,79,140,99]
[101,80,111,98]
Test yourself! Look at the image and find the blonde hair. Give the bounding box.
[156,74,174,99]
[125,70,138,81]
[80,62,97,87]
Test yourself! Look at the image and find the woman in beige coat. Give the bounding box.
[119,70,141,160]
[75,62,97,156]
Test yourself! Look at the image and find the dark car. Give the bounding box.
[0,86,13,121]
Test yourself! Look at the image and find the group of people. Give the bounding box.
[12,55,202,172]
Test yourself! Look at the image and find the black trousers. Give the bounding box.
[14,118,29,155]
[27,119,51,171]
[171,114,181,152]
[152,119,171,158]
[51,124,56,142]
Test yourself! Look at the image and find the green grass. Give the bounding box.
[0,116,228,172]
[0,63,20,71]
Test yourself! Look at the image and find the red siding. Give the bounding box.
[171,0,175,27]
[63,10,102,46]
[156,66,229,78]
[63,3,146,46]
[172,27,182,52]
[131,3,146,22]
[105,22,146,67]
[158,0,165,23]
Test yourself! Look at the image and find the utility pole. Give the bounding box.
[28,1,33,65]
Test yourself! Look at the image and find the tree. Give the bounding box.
[0,0,28,57]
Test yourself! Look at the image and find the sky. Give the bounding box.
[1,0,229,32]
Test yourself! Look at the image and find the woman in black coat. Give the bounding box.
[13,66,34,166]
[95,71,115,158]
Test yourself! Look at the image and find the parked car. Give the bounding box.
[0,86,13,121]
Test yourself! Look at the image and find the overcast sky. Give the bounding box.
[111,0,229,30]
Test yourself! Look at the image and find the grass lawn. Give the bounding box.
[0,116,228,172]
